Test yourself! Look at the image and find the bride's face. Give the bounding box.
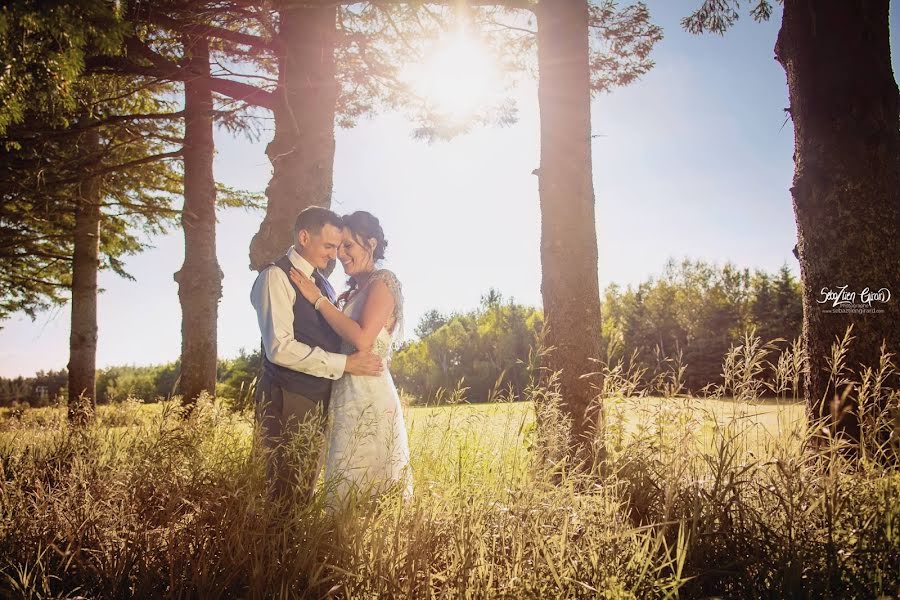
[338,227,376,277]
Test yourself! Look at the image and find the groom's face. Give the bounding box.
[296,224,342,270]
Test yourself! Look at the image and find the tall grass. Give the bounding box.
[0,330,897,598]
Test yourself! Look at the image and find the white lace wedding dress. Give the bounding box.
[323,269,413,509]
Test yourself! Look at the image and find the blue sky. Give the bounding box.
[1,2,897,377]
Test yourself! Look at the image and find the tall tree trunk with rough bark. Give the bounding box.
[68,126,102,424]
[775,0,900,448]
[248,5,338,270]
[535,0,604,465]
[175,34,222,406]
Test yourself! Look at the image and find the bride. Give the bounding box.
[288,210,412,509]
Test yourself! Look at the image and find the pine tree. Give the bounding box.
[1,76,183,422]
[685,0,899,451]
[534,0,600,465]
[88,1,271,405]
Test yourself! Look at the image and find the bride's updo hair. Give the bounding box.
[342,210,388,261]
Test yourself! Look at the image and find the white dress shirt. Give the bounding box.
[250,247,347,380]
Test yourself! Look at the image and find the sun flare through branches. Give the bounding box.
[402,28,505,125]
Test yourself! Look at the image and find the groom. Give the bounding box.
[251,206,383,499]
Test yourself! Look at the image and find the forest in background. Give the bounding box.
[2,259,802,407]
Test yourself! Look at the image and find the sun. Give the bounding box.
[404,29,502,122]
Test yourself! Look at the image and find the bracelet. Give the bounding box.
[314,295,327,311]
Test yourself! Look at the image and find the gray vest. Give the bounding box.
[260,256,342,402]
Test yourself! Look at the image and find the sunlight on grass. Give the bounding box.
[0,330,896,599]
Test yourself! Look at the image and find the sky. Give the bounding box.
[1,2,897,377]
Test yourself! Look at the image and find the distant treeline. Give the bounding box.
[1,259,802,408]
[394,260,801,403]
[601,258,802,394]
[0,352,259,409]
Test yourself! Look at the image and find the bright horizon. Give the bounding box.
[1,2,897,378]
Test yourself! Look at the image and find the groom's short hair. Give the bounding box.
[293,206,343,238]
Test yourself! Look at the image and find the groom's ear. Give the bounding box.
[297,229,309,248]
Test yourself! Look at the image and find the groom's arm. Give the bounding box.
[251,267,347,379]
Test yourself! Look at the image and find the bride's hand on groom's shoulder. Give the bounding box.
[289,267,321,304]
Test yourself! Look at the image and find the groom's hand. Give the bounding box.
[345,351,383,376]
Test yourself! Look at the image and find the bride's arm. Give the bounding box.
[289,269,394,351]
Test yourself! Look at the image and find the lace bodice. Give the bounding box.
[340,269,404,359]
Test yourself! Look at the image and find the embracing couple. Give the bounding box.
[250,206,412,511]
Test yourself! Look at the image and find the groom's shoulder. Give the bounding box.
[252,261,289,288]
[255,262,280,277]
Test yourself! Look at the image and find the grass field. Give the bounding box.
[1,388,895,599]
[1,395,807,481]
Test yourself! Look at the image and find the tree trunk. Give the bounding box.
[248,4,338,271]
[775,0,900,448]
[535,0,604,466]
[175,34,222,406]
[67,126,102,425]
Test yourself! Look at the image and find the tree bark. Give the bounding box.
[775,0,900,447]
[248,4,338,270]
[174,34,222,406]
[67,126,102,425]
[535,0,604,465]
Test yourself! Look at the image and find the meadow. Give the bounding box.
[1,378,896,599]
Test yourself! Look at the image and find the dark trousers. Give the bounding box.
[255,373,327,500]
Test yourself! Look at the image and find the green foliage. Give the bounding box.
[601,259,802,393]
[0,349,258,409]
[393,289,544,404]
[0,74,182,322]
[1,2,267,325]
[749,264,803,344]
[589,1,664,93]
[1,261,800,407]
[216,348,261,411]
[214,183,265,211]
[0,370,66,407]
[0,0,126,135]
[95,362,180,403]
[394,261,802,403]
[682,0,776,35]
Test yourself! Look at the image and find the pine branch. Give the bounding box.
[147,12,281,52]
[87,38,276,110]
[210,59,279,83]
[0,249,73,261]
[0,111,187,142]
[51,149,184,186]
